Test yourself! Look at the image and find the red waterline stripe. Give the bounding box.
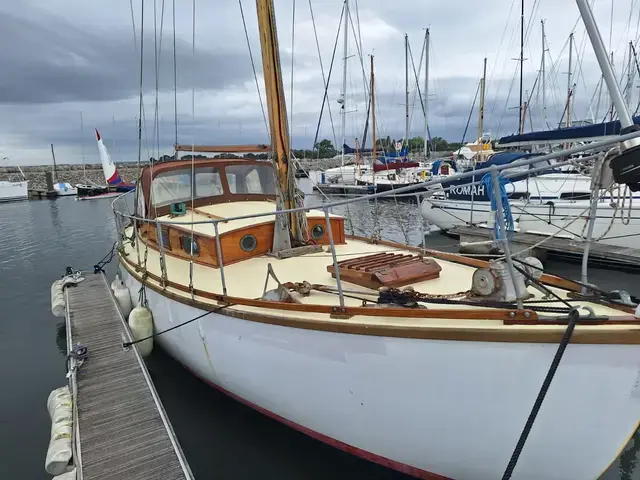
[177,362,451,480]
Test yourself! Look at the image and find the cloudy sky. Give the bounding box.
[0,0,638,165]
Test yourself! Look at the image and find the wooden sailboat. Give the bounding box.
[113,2,640,478]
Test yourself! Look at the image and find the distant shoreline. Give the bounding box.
[0,151,452,189]
[0,164,141,190]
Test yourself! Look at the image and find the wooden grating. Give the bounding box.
[327,253,442,289]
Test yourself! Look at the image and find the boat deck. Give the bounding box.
[122,224,631,330]
[450,225,640,269]
[65,273,193,480]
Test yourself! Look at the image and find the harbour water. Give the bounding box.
[1,179,639,479]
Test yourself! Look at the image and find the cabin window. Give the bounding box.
[152,169,192,207]
[240,234,257,252]
[560,192,591,200]
[195,168,224,198]
[181,235,200,256]
[226,164,276,195]
[311,224,325,240]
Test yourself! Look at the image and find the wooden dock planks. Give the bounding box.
[65,273,193,480]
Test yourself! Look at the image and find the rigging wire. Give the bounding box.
[172,0,178,156]
[308,0,338,148]
[486,0,517,123]
[131,0,145,269]
[189,0,196,296]
[311,3,344,154]
[346,7,370,100]
[238,0,270,136]
[459,81,481,146]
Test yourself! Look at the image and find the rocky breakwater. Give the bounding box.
[0,164,140,190]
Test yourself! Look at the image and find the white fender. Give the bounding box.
[45,386,73,475]
[110,273,122,292]
[128,306,154,357]
[51,280,66,317]
[53,469,77,480]
[113,280,133,318]
[51,273,85,318]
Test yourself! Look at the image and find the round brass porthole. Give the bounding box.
[311,224,325,240]
[181,236,200,256]
[240,234,257,252]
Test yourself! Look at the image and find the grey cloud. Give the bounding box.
[0,11,255,105]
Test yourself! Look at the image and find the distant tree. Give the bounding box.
[178,154,210,161]
[408,136,424,151]
[430,136,450,151]
[314,139,337,158]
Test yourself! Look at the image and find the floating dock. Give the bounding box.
[29,188,57,199]
[64,273,193,480]
[448,225,640,269]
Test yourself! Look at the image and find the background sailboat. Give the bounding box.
[76,129,134,200]
[50,144,78,196]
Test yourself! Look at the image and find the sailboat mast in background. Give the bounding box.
[478,58,487,144]
[518,0,525,134]
[371,55,376,166]
[339,0,349,167]
[566,32,574,128]
[404,33,409,150]
[423,28,430,160]
[541,20,547,127]
[50,144,57,183]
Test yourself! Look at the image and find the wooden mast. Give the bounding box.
[255,0,305,251]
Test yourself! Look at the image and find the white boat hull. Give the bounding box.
[421,197,640,248]
[121,266,640,480]
[53,182,78,196]
[0,180,28,202]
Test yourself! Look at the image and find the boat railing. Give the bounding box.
[111,130,640,308]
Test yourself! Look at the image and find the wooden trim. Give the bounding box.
[346,234,583,292]
[119,252,534,321]
[119,257,640,344]
[174,144,270,153]
[192,207,223,220]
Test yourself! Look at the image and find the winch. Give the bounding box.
[471,257,543,303]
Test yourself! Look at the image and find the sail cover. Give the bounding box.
[497,116,640,147]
